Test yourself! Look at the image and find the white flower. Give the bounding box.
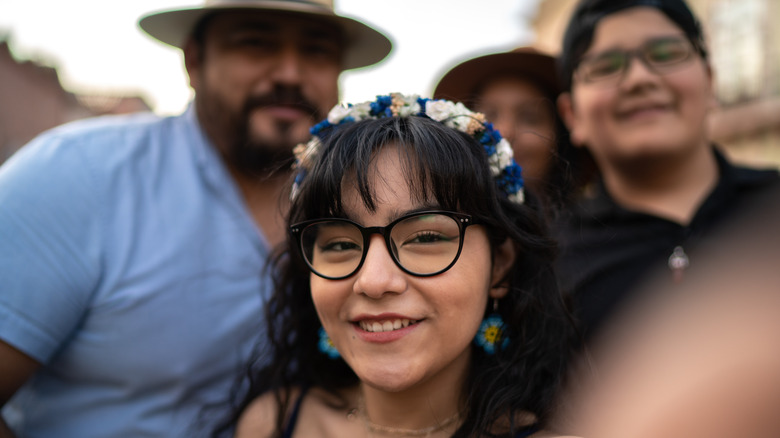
[509,189,525,204]
[487,139,514,176]
[327,105,352,124]
[350,102,372,121]
[444,102,477,132]
[390,93,420,117]
[425,100,457,122]
[397,101,421,117]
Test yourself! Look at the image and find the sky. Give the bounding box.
[0,0,541,115]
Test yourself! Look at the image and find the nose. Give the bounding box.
[619,53,660,89]
[494,116,516,145]
[352,234,408,299]
[272,45,303,85]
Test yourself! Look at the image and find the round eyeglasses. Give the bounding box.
[290,211,475,280]
[575,36,697,85]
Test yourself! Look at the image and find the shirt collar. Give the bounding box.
[579,146,779,220]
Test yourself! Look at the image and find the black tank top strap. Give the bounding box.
[281,387,309,438]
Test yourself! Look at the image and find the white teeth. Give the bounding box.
[360,319,415,333]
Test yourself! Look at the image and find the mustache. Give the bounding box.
[242,87,322,119]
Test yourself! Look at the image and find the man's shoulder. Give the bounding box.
[40,112,176,150]
[4,112,192,176]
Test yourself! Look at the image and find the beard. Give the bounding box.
[197,85,325,178]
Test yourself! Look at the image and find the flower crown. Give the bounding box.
[292,92,524,204]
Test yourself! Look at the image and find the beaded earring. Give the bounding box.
[318,327,341,359]
[474,299,509,354]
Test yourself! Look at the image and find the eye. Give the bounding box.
[481,107,499,121]
[303,41,339,57]
[306,222,362,253]
[319,239,361,252]
[646,38,690,65]
[514,107,549,126]
[583,52,626,79]
[406,231,452,245]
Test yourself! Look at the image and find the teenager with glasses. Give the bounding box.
[214,93,575,438]
[554,0,780,340]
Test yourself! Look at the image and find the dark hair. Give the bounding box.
[558,0,708,92]
[215,116,575,437]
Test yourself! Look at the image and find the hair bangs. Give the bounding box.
[291,117,497,222]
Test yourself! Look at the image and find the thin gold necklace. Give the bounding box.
[348,397,461,437]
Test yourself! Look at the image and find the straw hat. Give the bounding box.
[433,47,560,104]
[138,0,392,71]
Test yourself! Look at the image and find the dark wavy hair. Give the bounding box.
[214,115,575,438]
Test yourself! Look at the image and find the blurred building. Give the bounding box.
[0,39,151,164]
[534,0,780,169]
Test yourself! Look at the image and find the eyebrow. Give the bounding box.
[342,204,445,225]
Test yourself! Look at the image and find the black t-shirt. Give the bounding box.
[554,148,780,338]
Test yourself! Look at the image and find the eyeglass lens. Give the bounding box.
[578,37,693,83]
[299,213,464,279]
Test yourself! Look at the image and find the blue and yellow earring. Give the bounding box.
[474,299,509,354]
[318,327,341,359]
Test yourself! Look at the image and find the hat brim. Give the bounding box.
[433,49,560,104]
[138,2,392,71]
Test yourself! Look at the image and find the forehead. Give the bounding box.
[588,7,683,51]
[204,9,343,39]
[479,76,549,101]
[340,145,425,221]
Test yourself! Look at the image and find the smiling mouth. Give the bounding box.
[618,103,671,118]
[358,319,419,333]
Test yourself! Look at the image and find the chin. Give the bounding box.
[253,109,315,136]
[359,368,419,393]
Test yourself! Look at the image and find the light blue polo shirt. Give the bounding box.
[0,106,270,437]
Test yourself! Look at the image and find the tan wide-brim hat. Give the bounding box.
[433,47,560,104]
[138,0,392,71]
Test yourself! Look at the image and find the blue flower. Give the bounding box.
[474,314,509,354]
[318,327,341,359]
[479,126,502,146]
[416,97,431,115]
[370,95,392,115]
[310,120,331,135]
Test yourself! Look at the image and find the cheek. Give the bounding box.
[304,66,340,112]
[310,276,345,325]
[442,254,493,314]
[570,91,610,145]
[674,73,712,115]
[579,90,613,120]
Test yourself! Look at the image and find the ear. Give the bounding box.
[183,38,202,92]
[489,238,516,299]
[557,93,584,148]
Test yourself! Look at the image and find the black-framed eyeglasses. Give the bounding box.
[290,210,475,280]
[575,36,697,85]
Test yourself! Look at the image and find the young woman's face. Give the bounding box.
[563,7,713,168]
[310,145,508,394]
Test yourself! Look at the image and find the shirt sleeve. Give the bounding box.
[0,131,103,363]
